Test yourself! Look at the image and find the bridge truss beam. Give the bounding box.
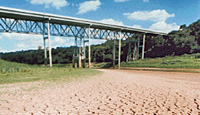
[0,17,134,40]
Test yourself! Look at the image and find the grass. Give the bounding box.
[92,53,200,69]
[1,53,199,84]
[121,53,200,69]
[0,60,101,84]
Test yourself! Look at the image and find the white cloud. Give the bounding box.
[53,37,66,44]
[114,0,129,2]
[91,39,106,45]
[16,43,28,48]
[0,47,9,53]
[149,21,180,33]
[53,37,106,47]
[52,37,75,48]
[133,24,142,28]
[2,33,41,40]
[16,38,42,50]
[0,49,23,53]
[124,9,179,33]
[1,33,76,52]
[29,0,69,9]
[143,0,149,2]
[64,37,74,47]
[77,0,101,14]
[64,42,74,47]
[0,32,107,53]
[100,19,124,25]
[2,33,42,50]
[124,9,175,22]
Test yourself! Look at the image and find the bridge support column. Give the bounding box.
[43,37,47,66]
[142,34,146,60]
[137,38,140,60]
[83,37,86,68]
[118,31,122,69]
[88,27,91,68]
[73,36,86,68]
[73,37,78,68]
[72,53,75,68]
[47,20,52,67]
[113,39,115,69]
[78,37,82,68]
[43,23,47,66]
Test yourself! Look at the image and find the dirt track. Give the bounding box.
[0,69,200,115]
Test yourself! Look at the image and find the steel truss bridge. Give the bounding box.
[0,6,166,68]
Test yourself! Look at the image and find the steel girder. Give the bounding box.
[0,17,134,40]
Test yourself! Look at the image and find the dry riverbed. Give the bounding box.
[0,69,200,114]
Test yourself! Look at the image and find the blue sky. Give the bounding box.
[0,0,199,52]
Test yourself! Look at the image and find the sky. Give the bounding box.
[0,0,199,52]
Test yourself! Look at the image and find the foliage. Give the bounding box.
[0,47,74,64]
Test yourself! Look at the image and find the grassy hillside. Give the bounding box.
[121,53,200,69]
[92,53,200,69]
[0,60,101,84]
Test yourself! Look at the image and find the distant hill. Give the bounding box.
[145,19,200,58]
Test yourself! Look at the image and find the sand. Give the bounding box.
[0,69,200,115]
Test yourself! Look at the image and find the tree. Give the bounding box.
[179,24,187,31]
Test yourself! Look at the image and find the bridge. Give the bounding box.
[0,6,167,68]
